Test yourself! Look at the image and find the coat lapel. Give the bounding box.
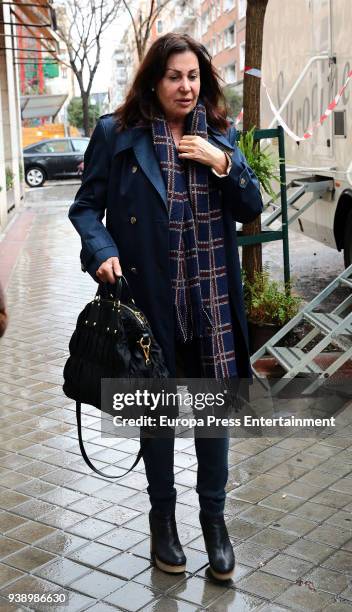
[113,126,167,211]
[112,123,234,213]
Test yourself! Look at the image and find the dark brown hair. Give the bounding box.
[115,33,229,132]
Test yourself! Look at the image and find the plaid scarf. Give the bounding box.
[152,103,237,379]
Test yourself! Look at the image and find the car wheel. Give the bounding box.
[25,167,46,187]
[343,209,352,268]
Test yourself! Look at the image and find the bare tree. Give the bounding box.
[122,0,174,61]
[54,0,121,135]
[241,0,269,282]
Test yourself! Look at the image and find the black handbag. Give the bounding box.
[63,276,169,478]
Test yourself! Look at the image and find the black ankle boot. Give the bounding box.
[199,510,235,581]
[149,510,186,574]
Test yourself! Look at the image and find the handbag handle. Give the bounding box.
[76,401,144,478]
[97,275,134,302]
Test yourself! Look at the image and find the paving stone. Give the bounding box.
[310,490,352,509]
[3,546,55,571]
[99,551,151,579]
[0,574,59,599]
[84,604,116,612]
[169,575,228,607]
[5,520,56,545]
[0,512,28,534]
[248,527,297,551]
[143,596,197,612]
[0,491,30,510]
[70,569,124,598]
[0,562,24,588]
[207,589,265,611]
[104,580,157,610]
[134,566,187,592]
[305,525,351,548]
[330,478,352,495]
[35,557,90,586]
[303,567,350,595]
[68,541,118,567]
[297,470,338,492]
[326,510,352,531]
[259,492,303,513]
[270,514,316,536]
[0,537,26,560]
[274,583,335,610]
[321,550,352,574]
[285,539,335,564]
[15,479,56,497]
[97,527,147,550]
[236,569,291,599]
[340,584,352,602]
[94,505,140,525]
[40,487,85,508]
[260,553,314,581]
[233,542,276,569]
[230,484,270,504]
[292,501,337,522]
[67,517,115,539]
[35,531,88,555]
[238,506,285,527]
[227,518,262,540]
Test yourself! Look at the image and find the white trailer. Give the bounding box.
[261,0,352,265]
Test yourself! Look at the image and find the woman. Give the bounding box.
[69,33,263,581]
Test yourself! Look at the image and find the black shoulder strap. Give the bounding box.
[76,402,144,479]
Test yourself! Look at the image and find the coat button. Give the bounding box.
[240,177,246,186]
[131,165,138,173]
[130,266,138,274]
[130,216,137,224]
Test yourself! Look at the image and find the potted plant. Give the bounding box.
[243,268,302,354]
[237,126,281,202]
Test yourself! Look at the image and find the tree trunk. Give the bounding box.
[241,0,268,282]
[81,92,90,137]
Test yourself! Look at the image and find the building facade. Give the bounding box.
[113,0,246,117]
[0,0,58,231]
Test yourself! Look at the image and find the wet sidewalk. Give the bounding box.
[0,191,352,611]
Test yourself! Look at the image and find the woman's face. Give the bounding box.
[155,51,201,122]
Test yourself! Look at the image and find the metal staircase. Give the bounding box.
[262,176,334,232]
[251,264,352,394]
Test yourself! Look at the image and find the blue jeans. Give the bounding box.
[141,339,229,516]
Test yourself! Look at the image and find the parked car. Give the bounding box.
[23,137,89,187]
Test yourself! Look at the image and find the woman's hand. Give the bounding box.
[178,135,228,174]
[96,257,122,283]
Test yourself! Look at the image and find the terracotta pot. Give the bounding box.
[247,320,282,355]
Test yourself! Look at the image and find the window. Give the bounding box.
[224,23,235,48]
[239,0,247,19]
[72,139,89,153]
[225,62,237,84]
[224,0,235,10]
[27,142,51,153]
[218,33,223,52]
[240,41,246,71]
[201,10,209,34]
[157,19,163,33]
[211,4,216,21]
[212,36,217,55]
[45,140,72,153]
[334,111,346,137]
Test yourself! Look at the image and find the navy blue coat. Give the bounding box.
[68,114,263,377]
